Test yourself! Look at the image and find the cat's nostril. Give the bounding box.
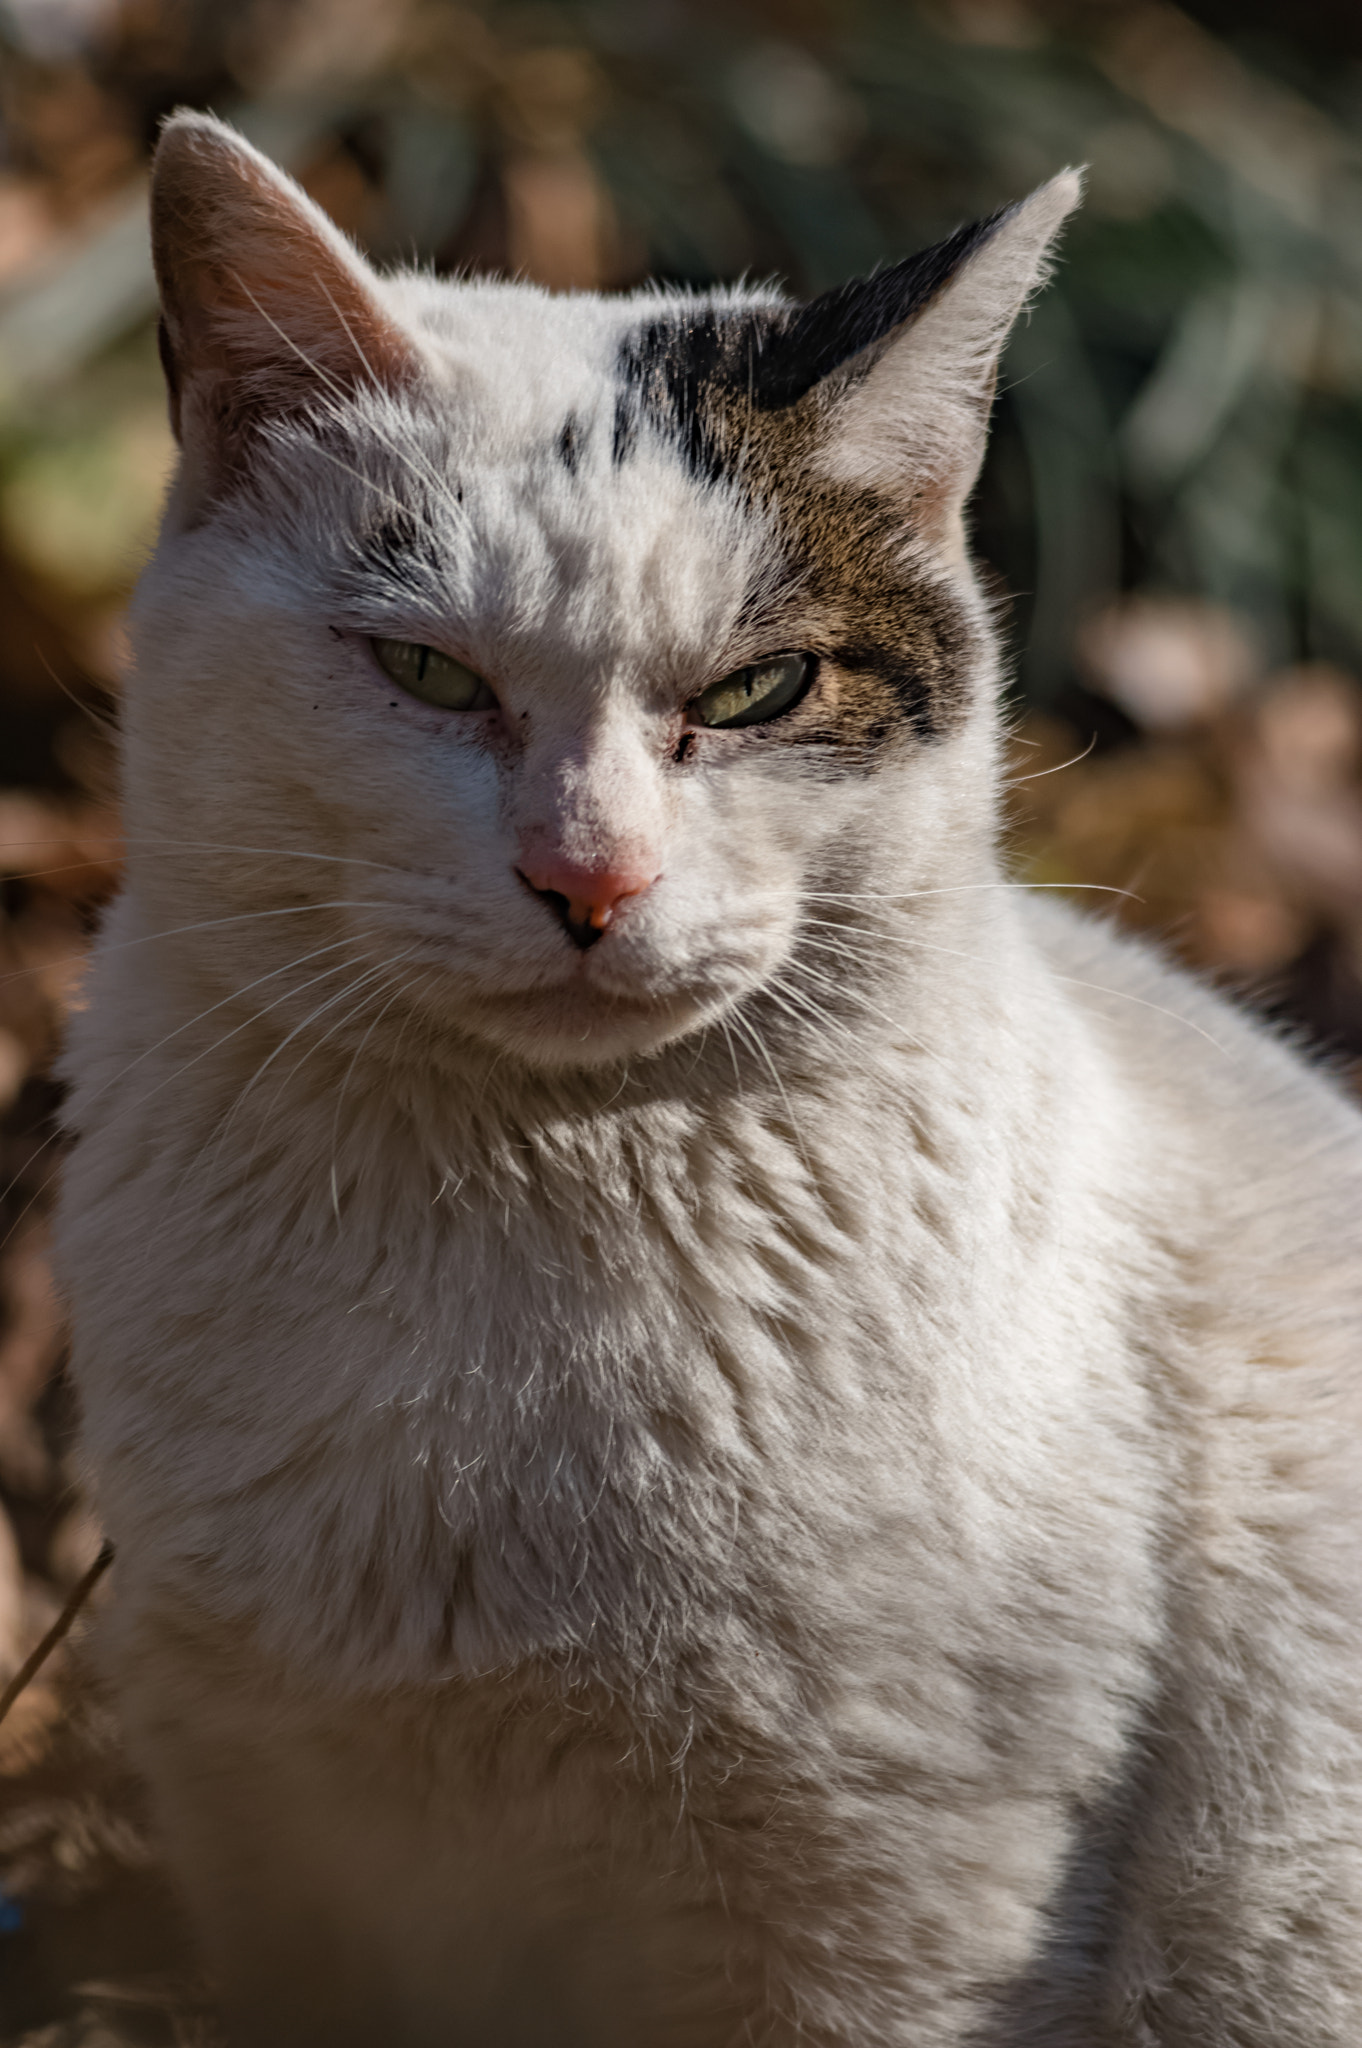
[532,886,605,952]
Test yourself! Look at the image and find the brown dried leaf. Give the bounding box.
[0,1230,64,1495]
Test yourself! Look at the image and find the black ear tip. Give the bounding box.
[745,208,1007,412]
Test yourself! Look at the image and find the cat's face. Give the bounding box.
[127,117,1077,1072]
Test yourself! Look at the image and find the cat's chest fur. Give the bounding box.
[62,911,1165,1767]
[59,913,1179,2041]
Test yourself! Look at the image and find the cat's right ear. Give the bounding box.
[151,111,419,520]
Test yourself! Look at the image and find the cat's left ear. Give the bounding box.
[150,111,420,518]
[790,173,1083,539]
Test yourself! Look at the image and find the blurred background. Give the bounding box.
[3,0,1362,2036]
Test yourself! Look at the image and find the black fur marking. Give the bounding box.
[611,393,638,466]
[615,205,1010,476]
[557,413,581,473]
[830,640,938,739]
[617,310,776,484]
[747,210,1008,409]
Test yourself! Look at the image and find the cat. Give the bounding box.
[53,109,1362,2046]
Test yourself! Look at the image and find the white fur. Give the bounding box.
[818,171,1082,525]
[55,119,1362,2044]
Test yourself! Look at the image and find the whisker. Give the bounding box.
[0,938,374,1251]
[261,960,414,1134]
[2,840,430,897]
[327,971,418,1223]
[716,1015,745,1096]
[800,881,1143,909]
[239,962,421,1222]
[0,858,121,886]
[781,951,934,1055]
[763,974,860,1052]
[798,926,1231,1058]
[1007,732,1097,782]
[34,648,119,739]
[727,1004,813,1172]
[195,952,414,1190]
[1046,972,1232,1057]
[0,899,403,991]
[124,838,416,876]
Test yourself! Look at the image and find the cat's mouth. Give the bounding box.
[431,932,771,1066]
[463,975,726,1067]
[351,901,789,1068]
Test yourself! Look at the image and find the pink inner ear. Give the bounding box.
[151,115,418,489]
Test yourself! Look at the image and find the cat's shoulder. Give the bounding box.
[1024,892,1362,1261]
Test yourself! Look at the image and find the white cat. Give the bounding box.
[54,112,1362,2045]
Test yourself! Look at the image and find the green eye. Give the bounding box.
[689,652,813,730]
[372,638,496,711]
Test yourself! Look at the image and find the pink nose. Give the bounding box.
[518,853,661,942]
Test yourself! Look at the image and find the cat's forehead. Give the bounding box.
[388,275,787,452]
[303,277,793,677]
[244,270,974,735]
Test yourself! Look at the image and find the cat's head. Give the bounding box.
[126,113,1078,1073]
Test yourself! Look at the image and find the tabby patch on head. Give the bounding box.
[136,113,1080,1070]
[610,208,1029,750]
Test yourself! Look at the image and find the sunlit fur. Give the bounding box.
[55,115,1362,2046]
